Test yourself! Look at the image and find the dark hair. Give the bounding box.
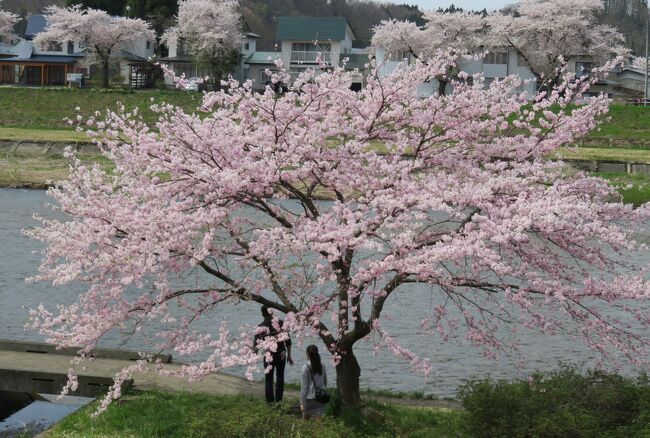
[261,306,271,318]
[306,344,322,375]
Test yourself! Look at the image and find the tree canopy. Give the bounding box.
[29,54,650,410]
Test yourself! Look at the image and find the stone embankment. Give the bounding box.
[1,140,649,180]
[0,140,98,155]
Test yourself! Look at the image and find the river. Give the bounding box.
[1,188,648,397]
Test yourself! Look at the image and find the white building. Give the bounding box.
[374,47,538,98]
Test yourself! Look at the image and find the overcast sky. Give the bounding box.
[388,0,515,12]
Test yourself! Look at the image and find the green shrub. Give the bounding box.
[459,365,650,438]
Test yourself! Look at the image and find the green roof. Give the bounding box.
[246,51,281,65]
[276,17,355,42]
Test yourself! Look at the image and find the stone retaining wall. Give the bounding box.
[1,140,649,176]
[0,140,99,155]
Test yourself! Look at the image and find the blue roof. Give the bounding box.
[276,17,355,42]
[25,15,47,40]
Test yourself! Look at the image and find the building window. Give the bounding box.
[46,41,62,52]
[244,42,249,51]
[261,69,276,83]
[517,54,528,67]
[291,42,331,63]
[485,52,508,65]
[177,38,190,56]
[67,41,74,54]
[389,50,410,62]
[575,62,593,77]
[146,40,151,50]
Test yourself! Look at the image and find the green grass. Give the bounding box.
[46,390,467,438]
[0,127,90,142]
[0,151,111,188]
[0,87,200,131]
[589,104,650,141]
[595,172,650,206]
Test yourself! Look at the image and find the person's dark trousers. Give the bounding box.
[264,352,286,403]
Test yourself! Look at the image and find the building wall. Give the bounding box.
[375,48,536,98]
[281,40,342,68]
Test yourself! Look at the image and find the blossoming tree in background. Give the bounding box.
[34,6,155,89]
[631,56,648,71]
[371,10,485,95]
[488,0,627,86]
[0,6,18,44]
[162,0,241,89]
[28,53,650,410]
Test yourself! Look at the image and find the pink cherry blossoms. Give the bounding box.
[0,7,18,43]
[27,52,650,408]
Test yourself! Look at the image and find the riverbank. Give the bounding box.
[40,390,465,438]
[36,366,650,438]
[2,148,649,204]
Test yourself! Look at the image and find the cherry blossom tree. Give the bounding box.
[488,0,628,86]
[631,56,648,71]
[162,0,241,89]
[0,7,18,44]
[34,6,155,89]
[28,54,650,410]
[372,10,485,95]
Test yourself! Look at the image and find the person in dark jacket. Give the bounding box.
[254,305,293,403]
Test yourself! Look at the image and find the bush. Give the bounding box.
[459,365,650,438]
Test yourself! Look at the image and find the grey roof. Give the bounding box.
[276,17,355,42]
[246,51,281,64]
[16,41,34,59]
[0,54,79,64]
[25,15,47,40]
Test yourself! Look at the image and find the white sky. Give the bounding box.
[388,0,515,12]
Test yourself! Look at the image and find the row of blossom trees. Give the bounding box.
[372,0,628,93]
[0,0,240,89]
[0,0,636,91]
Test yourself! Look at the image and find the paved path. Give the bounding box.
[0,348,460,409]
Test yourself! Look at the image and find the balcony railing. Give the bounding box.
[290,51,331,64]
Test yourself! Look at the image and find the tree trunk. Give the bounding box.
[438,78,448,96]
[102,58,110,89]
[335,346,362,408]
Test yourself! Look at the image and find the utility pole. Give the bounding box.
[645,14,649,106]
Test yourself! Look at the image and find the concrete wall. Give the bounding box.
[0,340,172,363]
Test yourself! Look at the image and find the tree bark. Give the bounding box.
[102,58,110,89]
[438,78,448,96]
[335,346,362,408]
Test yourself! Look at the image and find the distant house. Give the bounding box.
[271,16,367,91]
[161,30,260,87]
[0,15,155,87]
[374,47,538,98]
[0,15,85,86]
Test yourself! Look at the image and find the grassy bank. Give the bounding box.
[589,104,650,142]
[46,390,466,438]
[1,150,649,204]
[0,152,110,189]
[39,366,650,438]
[0,87,200,131]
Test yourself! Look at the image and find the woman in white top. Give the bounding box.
[300,344,327,419]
